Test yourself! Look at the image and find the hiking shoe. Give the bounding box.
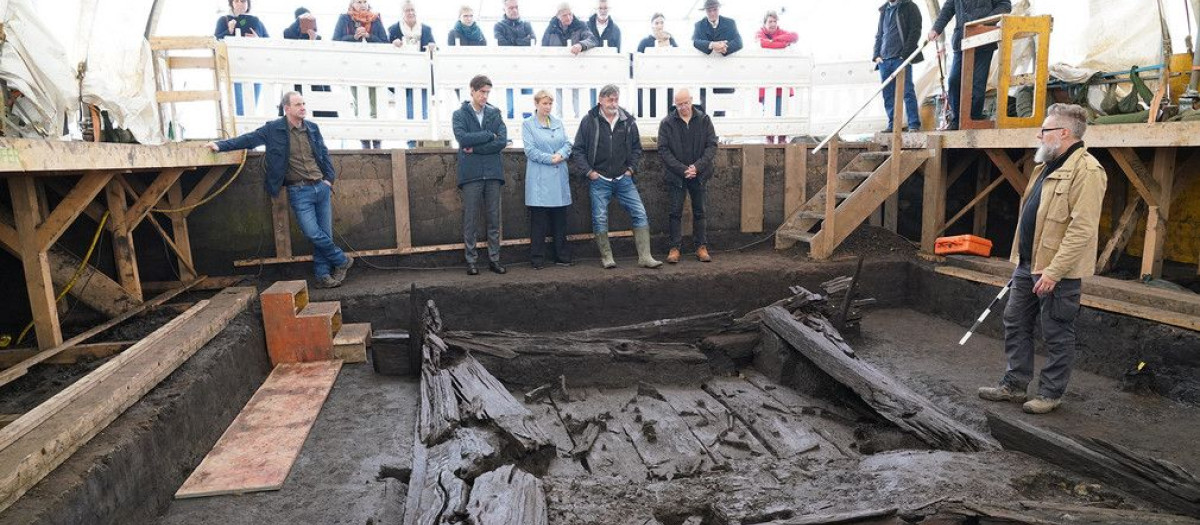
[666,248,681,264]
[332,256,354,282]
[1022,396,1062,414]
[314,275,341,289]
[696,245,712,262]
[978,384,1027,403]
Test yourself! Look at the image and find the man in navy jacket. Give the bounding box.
[205,92,353,288]
[452,75,509,276]
[929,0,1012,129]
[692,0,742,56]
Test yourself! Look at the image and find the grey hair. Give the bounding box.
[763,10,779,24]
[1047,103,1087,139]
[556,2,571,14]
[599,84,620,98]
[279,91,301,110]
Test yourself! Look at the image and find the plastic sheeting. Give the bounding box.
[1,0,163,144]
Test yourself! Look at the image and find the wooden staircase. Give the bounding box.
[261,280,369,365]
[776,145,930,259]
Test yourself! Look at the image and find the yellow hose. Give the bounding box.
[151,150,248,214]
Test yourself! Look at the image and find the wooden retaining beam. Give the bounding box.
[0,287,254,514]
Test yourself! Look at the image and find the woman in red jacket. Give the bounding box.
[757,11,798,143]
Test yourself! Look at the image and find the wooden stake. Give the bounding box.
[105,177,142,300]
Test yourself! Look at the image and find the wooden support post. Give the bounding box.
[1140,148,1176,279]
[271,191,293,258]
[973,160,990,236]
[391,150,412,250]
[10,176,62,349]
[740,145,765,233]
[34,172,114,251]
[983,148,1028,192]
[1096,197,1144,275]
[105,178,143,301]
[921,136,946,253]
[784,144,807,219]
[166,182,196,280]
[1110,147,1163,208]
[817,137,840,259]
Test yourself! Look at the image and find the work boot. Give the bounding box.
[634,227,662,269]
[696,245,712,262]
[1022,396,1062,414]
[332,256,354,282]
[977,384,1027,403]
[595,232,617,269]
[666,248,681,264]
[314,275,341,289]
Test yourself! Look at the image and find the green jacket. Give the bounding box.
[1009,145,1107,281]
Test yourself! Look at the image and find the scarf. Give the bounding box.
[653,28,672,45]
[349,8,378,35]
[454,21,483,43]
[400,20,422,46]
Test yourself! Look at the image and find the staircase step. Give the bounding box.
[298,301,343,336]
[261,280,309,315]
[797,210,825,220]
[835,192,854,200]
[858,151,891,161]
[778,230,816,243]
[838,171,872,182]
[333,323,371,364]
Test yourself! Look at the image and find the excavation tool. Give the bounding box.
[959,279,1013,345]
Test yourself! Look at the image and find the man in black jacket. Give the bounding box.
[874,0,924,131]
[587,0,621,51]
[495,0,536,46]
[571,84,662,270]
[658,89,718,264]
[929,0,1012,130]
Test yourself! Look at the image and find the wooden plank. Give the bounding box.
[921,137,946,252]
[762,305,998,452]
[0,138,241,175]
[814,137,840,259]
[1141,148,1176,279]
[983,148,1027,192]
[156,90,221,104]
[987,411,1200,517]
[616,384,718,480]
[972,161,990,236]
[125,168,187,228]
[149,36,217,50]
[34,172,114,251]
[0,305,205,452]
[784,144,808,219]
[166,182,197,279]
[1110,147,1163,208]
[105,178,142,300]
[446,357,552,453]
[166,56,216,69]
[465,465,549,525]
[143,275,243,294]
[271,191,293,258]
[175,360,342,498]
[1096,197,1144,275]
[740,145,766,233]
[657,385,772,462]
[0,341,134,368]
[0,288,254,514]
[391,150,412,249]
[0,415,20,430]
[10,176,62,349]
[703,376,841,460]
[0,277,205,388]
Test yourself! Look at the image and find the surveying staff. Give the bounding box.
[928,0,1011,130]
[205,92,353,289]
[977,104,1106,414]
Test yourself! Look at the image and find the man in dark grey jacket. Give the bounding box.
[451,75,509,275]
[658,89,718,264]
[929,0,1012,130]
[542,3,598,54]
[495,0,536,46]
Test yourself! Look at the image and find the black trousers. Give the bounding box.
[529,205,571,264]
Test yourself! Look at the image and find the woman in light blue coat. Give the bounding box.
[523,90,573,269]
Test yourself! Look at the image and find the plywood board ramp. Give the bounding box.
[174,360,343,499]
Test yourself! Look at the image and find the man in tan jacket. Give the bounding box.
[978,103,1106,414]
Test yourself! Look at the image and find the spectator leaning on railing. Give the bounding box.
[283,7,320,40]
[587,0,621,51]
[542,3,598,55]
[636,12,676,52]
[692,0,742,56]
[448,5,488,46]
[757,10,797,142]
[495,0,537,46]
[388,0,436,51]
[334,0,387,42]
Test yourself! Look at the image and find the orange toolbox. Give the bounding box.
[934,234,993,257]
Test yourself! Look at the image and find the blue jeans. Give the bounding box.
[286,182,348,279]
[879,58,921,129]
[589,176,649,233]
[948,46,995,126]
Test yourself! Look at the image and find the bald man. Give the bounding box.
[658,89,718,263]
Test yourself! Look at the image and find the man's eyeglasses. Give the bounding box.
[1038,127,1064,136]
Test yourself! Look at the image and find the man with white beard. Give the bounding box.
[977,103,1106,414]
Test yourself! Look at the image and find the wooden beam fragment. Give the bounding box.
[762,305,998,452]
[465,465,549,525]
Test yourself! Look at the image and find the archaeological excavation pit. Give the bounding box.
[6,250,1199,525]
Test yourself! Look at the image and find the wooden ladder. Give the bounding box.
[776,141,930,259]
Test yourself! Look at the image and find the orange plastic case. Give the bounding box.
[934,234,993,257]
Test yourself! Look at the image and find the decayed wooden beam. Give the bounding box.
[762,305,998,452]
[465,465,549,525]
[0,277,206,388]
[1110,147,1164,208]
[34,172,115,251]
[617,384,718,480]
[987,411,1200,518]
[0,288,254,514]
[567,311,733,342]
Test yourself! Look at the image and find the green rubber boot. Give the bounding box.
[595,231,617,269]
[634,227,662,269]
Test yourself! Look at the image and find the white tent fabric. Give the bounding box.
[1,0,163,143]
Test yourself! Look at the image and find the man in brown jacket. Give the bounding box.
[978,103,1106,414]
